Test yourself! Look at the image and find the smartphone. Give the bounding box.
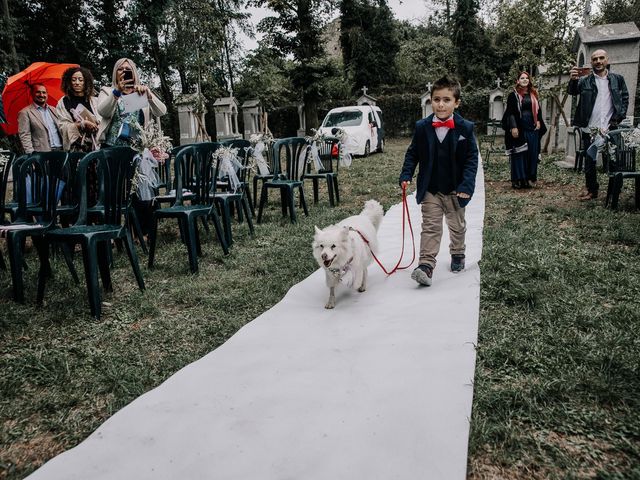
[122,69,134,84]
[576,66,591,77]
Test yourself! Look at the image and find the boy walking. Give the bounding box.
[399,76,479,286]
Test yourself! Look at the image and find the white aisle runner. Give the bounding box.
[29,163,485,480]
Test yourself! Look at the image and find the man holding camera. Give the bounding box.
[568,48,629,201]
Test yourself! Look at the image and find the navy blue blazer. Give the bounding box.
[399,112,479,208]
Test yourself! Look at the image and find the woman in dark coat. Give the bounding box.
[503,71,546,188]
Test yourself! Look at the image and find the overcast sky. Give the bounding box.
[239,0,435,51]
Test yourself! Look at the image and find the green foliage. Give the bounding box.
[0,0,100,75]
[492,0,581,80]
[596,0,640,25]
[267,105,300,137]
[452,0,496,86]
[252,0,337,131]
[376,93,422,137]
[340,0,400,92]
[458,83,490,122]
[395,22,457,91]
[234,45,294,110]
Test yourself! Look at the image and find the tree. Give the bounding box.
[252,0,337,132]
[340,0,400,93]
[451,0,496,86]
[234,45,294,109]
[395,21,456,92]
[596,0,640,25]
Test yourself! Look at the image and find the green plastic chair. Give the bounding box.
[0,151,17,270]
[147,143,228,274]
[302,136,340,206]
[212,140,255,247]
[219,139,255,217]
[1,151,76,302]
[257,137,310,224]
[37,147,145,319]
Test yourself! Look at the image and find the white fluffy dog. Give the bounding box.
[312,200,384,309]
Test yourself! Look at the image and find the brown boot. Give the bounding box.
[579,191,598,201]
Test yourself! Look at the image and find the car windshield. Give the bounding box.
[323,111,363,127]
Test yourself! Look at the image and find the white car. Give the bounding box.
[318,105,385,156]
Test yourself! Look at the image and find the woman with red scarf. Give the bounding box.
[503,72,546,188]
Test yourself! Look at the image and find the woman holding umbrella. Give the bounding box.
[56,66,100,152]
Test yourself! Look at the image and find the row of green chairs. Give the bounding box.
[255,136,341,224]
[0,148,145,318]
[1,135,341,317]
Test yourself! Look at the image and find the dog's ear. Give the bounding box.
[314,225,323,235]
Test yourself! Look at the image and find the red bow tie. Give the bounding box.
[432,118,454,129]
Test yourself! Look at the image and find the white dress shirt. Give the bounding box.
[36,104,63,148]
[588,74,614,130]
[434,115,454,143]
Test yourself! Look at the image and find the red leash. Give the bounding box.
[355,183,416,275]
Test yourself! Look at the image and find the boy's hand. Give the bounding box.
[457,192,470,199]
[401,181,410,188]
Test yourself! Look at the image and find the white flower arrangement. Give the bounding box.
[0,152,9,170]
[249,133,274,175]
[129,122,173,200]
[131,121,173,163]
[621,127,640,148]
[249,132,274,146]
[211,146,243,192]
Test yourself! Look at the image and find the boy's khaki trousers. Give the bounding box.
[419,192,466,269]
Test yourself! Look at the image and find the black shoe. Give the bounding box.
[411,264,433,286]
[512,182,521,189]
[451,254,465,273]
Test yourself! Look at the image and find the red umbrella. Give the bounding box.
[1,62,78,135]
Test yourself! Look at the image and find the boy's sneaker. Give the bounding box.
[451,254,465,273]
[411,264,433,286]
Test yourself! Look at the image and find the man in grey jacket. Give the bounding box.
[17,84,63,154]
[568,49,629,201]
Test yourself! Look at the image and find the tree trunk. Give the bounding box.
[148,24,179,143]
[304,97,319,135]
[2,0,20,72]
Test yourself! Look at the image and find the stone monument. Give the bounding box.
[420,82,433,118]
[213,94,241,141]
[241,99,263,140]
[175,93,209,145]
[356,86,377,106]
[488,78,505,135]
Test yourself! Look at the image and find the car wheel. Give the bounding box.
[364,140,370,157]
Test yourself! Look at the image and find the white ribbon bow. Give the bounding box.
[252,141,270,175]
[309,143,324,172]
[135,148,161,201]
[218,150,242,192]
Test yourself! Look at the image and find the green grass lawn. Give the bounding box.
[1,137,639,479]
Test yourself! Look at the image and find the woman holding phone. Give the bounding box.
[97,58,167,241]
[97,57,166,147]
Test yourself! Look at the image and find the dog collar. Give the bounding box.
[328,257,354,279]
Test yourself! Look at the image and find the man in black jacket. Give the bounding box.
[568,49,629,200]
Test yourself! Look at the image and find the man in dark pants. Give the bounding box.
[568,49,629,201]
